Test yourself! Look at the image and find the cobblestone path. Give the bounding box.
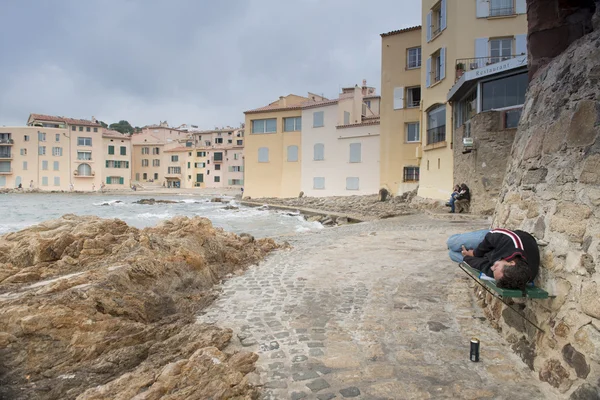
[198,215,558,400]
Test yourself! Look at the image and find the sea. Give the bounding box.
[0,193,323,238]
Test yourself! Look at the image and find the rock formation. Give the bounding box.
[483,6,600,397]
[0,214,278,399]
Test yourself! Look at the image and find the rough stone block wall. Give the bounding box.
[453,112,517,215]
[488,21,600,397]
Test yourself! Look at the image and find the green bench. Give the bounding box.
[458,261,549,299]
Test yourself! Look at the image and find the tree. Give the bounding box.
[108,120,134,134]
[98,120,108,128]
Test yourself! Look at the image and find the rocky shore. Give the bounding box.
[0,215,278,399]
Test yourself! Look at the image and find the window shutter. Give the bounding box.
[106,177,110,184]
[475,38,488,68]
[393,87,405,110]
[120,177,124,185]
[476,0,489,17]
[426,58,432,87]
[440,0,447,31]
[515,0,526,14]
[287,145,298,162]
[346,177,359,190]
[515,34,527,55]
[440,48,446,80]
[314,143,324,160]
[349,143,361,163]
[426,12,432,42]
[126,161,129,168]
[105,160,109,168]
[313,177,325,190]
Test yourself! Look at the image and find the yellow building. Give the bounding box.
[379,26,423,195]
[244,94,325,198]
[418,0,527,200]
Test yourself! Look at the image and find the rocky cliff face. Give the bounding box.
[487,17,600,398]
[0,214,278,399]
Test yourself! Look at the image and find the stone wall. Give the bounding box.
[486,13,600,397]
[453,111,517,215]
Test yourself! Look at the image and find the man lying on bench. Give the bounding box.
[447,228,540,290]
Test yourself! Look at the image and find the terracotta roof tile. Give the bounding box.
[380,25,421,37]
[102,129,131,139]
[336,119,380,129]
[164,146,190,153]
[29,113,102,127]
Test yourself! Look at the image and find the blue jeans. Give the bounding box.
[447,229,490,263]
[448,192,458,212]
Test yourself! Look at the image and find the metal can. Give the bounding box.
[470,338,480,362]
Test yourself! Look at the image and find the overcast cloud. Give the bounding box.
[0,0,420,128]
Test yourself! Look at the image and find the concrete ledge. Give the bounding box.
[423,208,491,223]
[240,201,371,223]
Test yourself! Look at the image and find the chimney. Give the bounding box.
[279,96,287,107]
[91,116,97,123]
[362,79,367,87]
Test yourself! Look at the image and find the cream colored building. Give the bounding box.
[102,129,132,189]
[418,0,527,200]
[301,83,381,197]
[0,114,109,191]
[131,129,186,185]
[379,26,423,195]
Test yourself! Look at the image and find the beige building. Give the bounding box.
[418,0,527,200]
[102,129,132,189]
[0,114,110,191]
[379,26,423,195]
[301,83,381,197]
[131,128,186,186]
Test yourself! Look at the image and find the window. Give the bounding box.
[237,140,243,145]
[427,105,446,144]
[54,177,60,186]
[406,122,420,143]
[346,177,360,190]
[490,38,513,63]
[108,145,115,155]
[228,179,244,185]
[71,126,76,131]
[482,73,528,111]
[153,147,160,155]
[79,126,83,131]
[106,176,125,184]
[427,0,446,40]
[313,177,325,190]
[407,87,421,108]
[344,111,350,125]
[142,147,149,155]
[153,159,160,167]
[93,127,98,133]
[55,133,60,142]
[214,152,223,161]
[42,177,48,186]
[38,132,46,142]
[504,108,523,128]
[284,117,302,132]
[120,146,126,156]
[20,148,27,156]
[403,166,420,182]
[86,127,91,132]
[142,159,149,167]
[214,176,221,183]
[426,48,446,87]
[258,147,269,162]
[143,173,147,180]
[78,137,92,146]
[229,166,243,172]
[23,161,27,170]
[197,151,206,157]
[215,138,223,144]
[42,160,48,170]
[251,119,277,134]
[227,139,232,144]
[313,143,325,161]
[168,167,181,174]
[454,89,478,128]
[407,47,422,68]
[215,164,221,171]
[24,135,29,141]
[77,163,92,176]
[77,151,91,160]
[313,111,324,128]
[187,162,191,168]
[195,162,206,168]
[171,155,179,162]
[38,146,46,155]
[234,153,239,160]
[349,143,361,163]
[490,0,514,16]
[154,173,159,180]
[205,141,211,146]
[53,161,59,171]
[106,160,129,168]
[287,145,299,162]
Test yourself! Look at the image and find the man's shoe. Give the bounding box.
[449,210,454,213]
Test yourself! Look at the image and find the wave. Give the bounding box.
[130,212,172,220]
[93,199,128,207]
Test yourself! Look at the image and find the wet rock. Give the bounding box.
[134,198,178,205]
[210,197,223,202]
[340,386,361,397]
[223,205,239,210]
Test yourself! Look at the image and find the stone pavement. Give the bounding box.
[198,215,560,400]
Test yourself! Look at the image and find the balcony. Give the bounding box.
[0,138,14,145]
[427,125,446,145]
[0,152,12,160]
[490,6,515,17]
[455,54,524,81]
[73,170,95,178]
[0,168,12,175]
[212,157,223,164]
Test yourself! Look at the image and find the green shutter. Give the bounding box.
[106,177,110,184]
[187,162,190,168]
[120,147,126,155]
[106,160,109,168]
[126,161,129,168]
[120,177,124,184]
[108,146,114,155]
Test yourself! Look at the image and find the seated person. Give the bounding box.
[447,228,540,290]
[451,183,471,213]
[446,185,460,208]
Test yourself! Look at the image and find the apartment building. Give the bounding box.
[379,26,423,196]
[102,129,132,188]
[301,83,381,197]
[0,114,107,191]
[418,0,527,200]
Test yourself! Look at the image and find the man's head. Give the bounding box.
[492,257,531,290]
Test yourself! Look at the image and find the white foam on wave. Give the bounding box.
[133,212,172,220]
[93,199,127,207]
[179,198,209,204]
[0,222,34,234]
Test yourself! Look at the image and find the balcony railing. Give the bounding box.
[0,138,14,145]
[0,152,12,159]
[427,125,446,145]
[212,157,223,163]
[0,168,12,175]
[490,6,514,17]
[455,54,525,80]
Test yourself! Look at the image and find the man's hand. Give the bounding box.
[461,245,474,257]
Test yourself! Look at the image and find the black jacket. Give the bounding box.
[463,229,539,280]
[456,187,470,201]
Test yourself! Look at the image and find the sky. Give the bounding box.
[0,0,421,129]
